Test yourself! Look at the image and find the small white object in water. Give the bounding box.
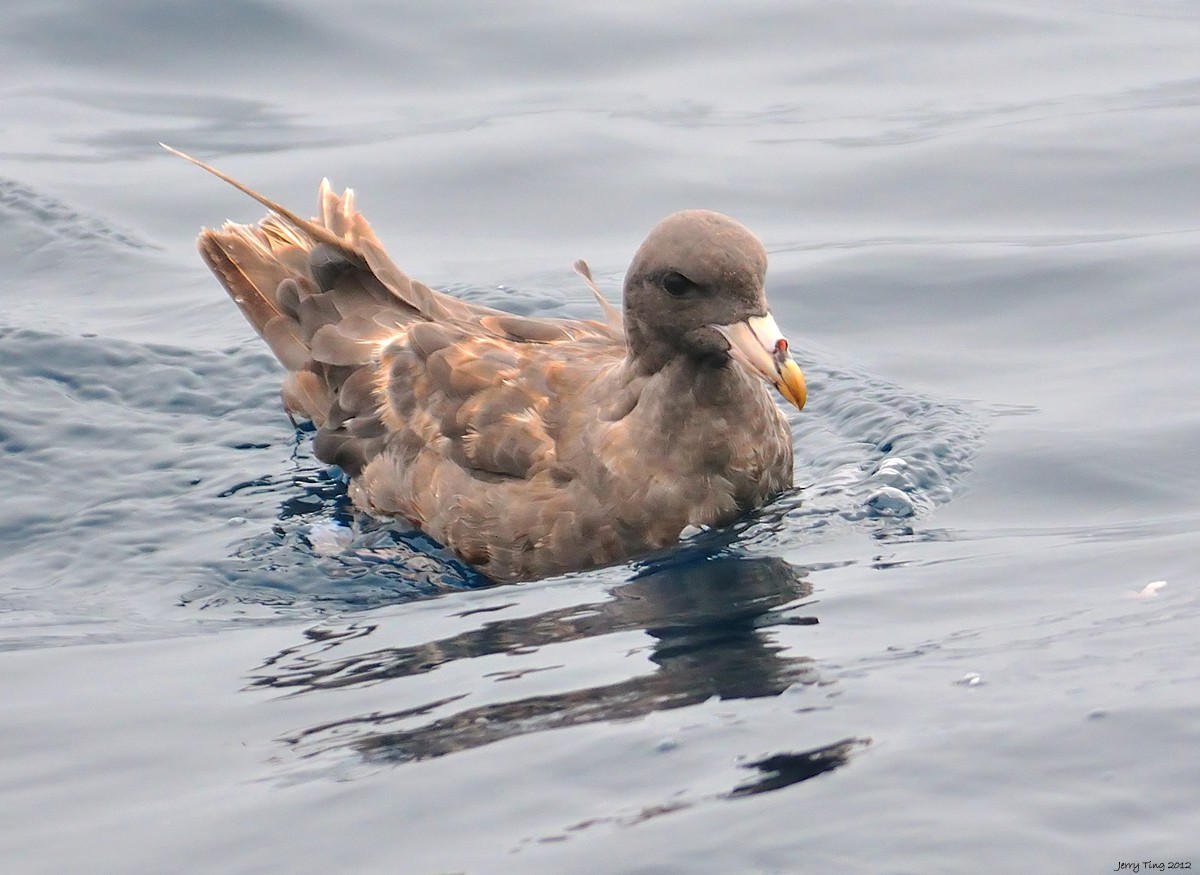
[308,521,353,555]
[866,486,914,517]
[1127,580,1168,599]
[872,457,910,487]
[955,672,983,687]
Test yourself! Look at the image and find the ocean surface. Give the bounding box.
[2,2,1198,872]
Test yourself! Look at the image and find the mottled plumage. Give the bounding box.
[170,146,806,581]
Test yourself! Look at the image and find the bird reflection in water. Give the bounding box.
[252,551,862,777]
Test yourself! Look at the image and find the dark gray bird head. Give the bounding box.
[622,209,806,409]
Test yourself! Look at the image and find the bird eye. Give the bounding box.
[662,271,695,296]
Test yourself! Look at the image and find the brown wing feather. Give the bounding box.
[176,145,623,497]
[376,328,567,480]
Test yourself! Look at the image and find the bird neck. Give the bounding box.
[624,319,730,382]
[619,342,755,416]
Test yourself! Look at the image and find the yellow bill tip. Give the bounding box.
[775,357,807,410]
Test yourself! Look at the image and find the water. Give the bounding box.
[2,1,1199,872]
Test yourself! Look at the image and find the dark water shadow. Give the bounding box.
[538,735,870,841]
[252,552,833,771]
[729,740,867,798]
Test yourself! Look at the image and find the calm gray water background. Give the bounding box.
[2,2,1199,872]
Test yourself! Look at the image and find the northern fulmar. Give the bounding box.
[168,146,806,582]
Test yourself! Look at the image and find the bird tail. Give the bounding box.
[167,145,436,473]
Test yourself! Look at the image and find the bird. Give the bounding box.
[166,145,806,582]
